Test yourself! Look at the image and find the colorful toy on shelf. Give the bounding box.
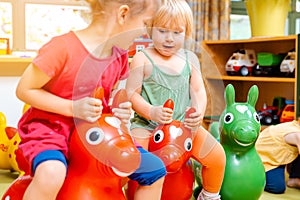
[2,88,141,200]
[226,49,257,76]
[126,99,196,200]
[252,52,285,77]
[128,34,153,57]
[280,104,295,123]
[280,50,296,77]
[216,84,265,200]
[257,97,286,125]
[0,38,10,55]
[0,112,24,176]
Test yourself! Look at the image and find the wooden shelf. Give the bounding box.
[203,35,296,45]
[201,35,299,120]
[206,75,295,83]
[0,56,33,76]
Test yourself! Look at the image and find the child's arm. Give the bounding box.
[284,132,300,154]
[184,51,207,129]
[16,63,102,122]
[125,51,172,124]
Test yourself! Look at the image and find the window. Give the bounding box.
[231,0,300,40]
[230,14,251,40]
[0,0,89,51]
[0,2,12,54]
[1,0,299,51]
[25,4,89,49]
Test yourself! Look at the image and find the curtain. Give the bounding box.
[187,0,231,54]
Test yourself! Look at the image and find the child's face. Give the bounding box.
[151,24,186,57]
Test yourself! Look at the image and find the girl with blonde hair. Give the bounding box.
[126,1,226,199]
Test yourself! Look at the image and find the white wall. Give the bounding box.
[0,78,128,128]
[0,77,24,127]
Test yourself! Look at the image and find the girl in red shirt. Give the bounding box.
[16,0,165,199]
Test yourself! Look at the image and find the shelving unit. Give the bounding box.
[0,56,32,76]
[201,35,299,120]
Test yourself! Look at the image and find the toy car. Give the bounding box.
[257,97,286,125]
[226,49,257,76]
[280,104,295,123]
[257,106,281,125]
[280,51,295,77]
[252,52,284,77]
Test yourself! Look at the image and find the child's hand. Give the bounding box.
[184,109,202,130]
[73,97,103,122]
[150,106,173,124]
[112,101,132,124]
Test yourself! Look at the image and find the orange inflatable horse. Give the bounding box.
[2,89,140,200]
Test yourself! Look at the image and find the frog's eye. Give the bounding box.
[224,113,234,124]
[86,127,105,145]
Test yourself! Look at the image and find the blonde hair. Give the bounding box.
[148,0,193,39]
[86,0,148,16]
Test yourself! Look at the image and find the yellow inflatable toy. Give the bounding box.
[0,111,24,176]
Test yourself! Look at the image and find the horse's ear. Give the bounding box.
[247,85,259,107]
[225,84,235,106]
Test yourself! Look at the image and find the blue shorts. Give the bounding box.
[32,150,67,174]
[32,148,166,186]
[129,147,166,186]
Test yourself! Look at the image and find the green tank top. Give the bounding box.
[130,50,191,131]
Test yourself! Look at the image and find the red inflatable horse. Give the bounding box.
[126,99,195,200]
[2,88,141,200]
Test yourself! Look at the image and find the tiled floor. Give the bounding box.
[1,169,300,199]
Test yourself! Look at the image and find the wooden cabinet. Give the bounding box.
[201,35,299,120]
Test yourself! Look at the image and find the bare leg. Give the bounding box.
[131,128,151,150]
[23,160,66,200]
[287,155,300,189]
[134,177,165,200]
[130,128,165,200]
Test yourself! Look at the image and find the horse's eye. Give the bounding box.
[153,130,164,143]
[184,138,192,151]
[253,112,260,123]
[224,113,234,124]
[86,127,105,145]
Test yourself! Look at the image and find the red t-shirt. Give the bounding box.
[34,31,129,109]
[18,31,129,170]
